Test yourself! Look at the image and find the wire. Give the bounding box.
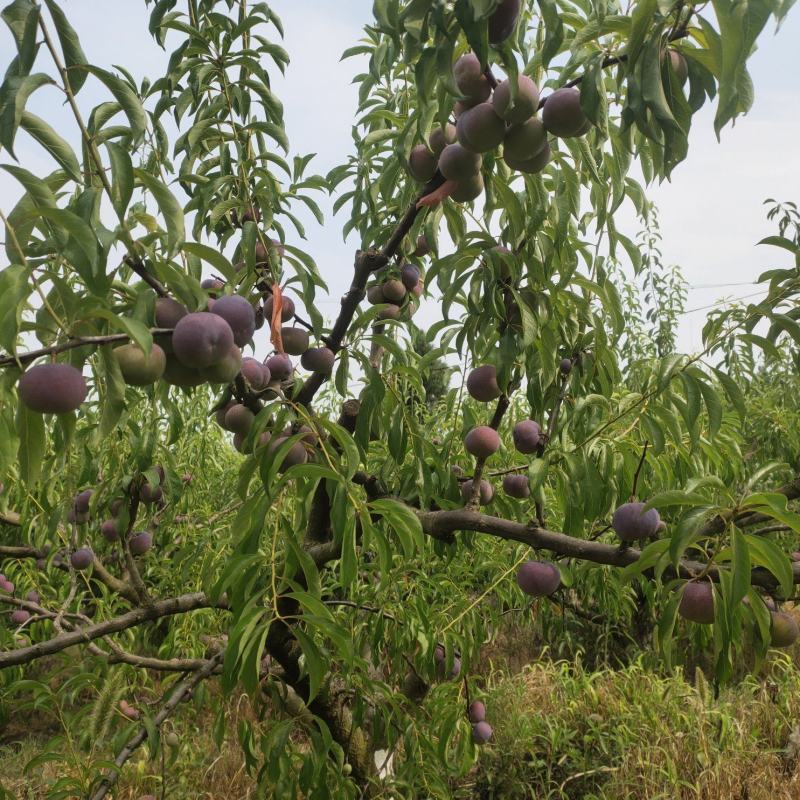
[680,289,768,315]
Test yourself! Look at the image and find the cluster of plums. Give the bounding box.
[0,577,39,626]
[468,699,493,745]
[366,263,424,322]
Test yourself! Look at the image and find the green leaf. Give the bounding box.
[42,0,88,94]
[16,399,45,485]
[370,497,423,556]
[729,527,751,608]
[744,533,793,597]
[79,65,146,142]
[105,141,133,218]
[19,111,81,181]
[135,169,185,256]
[182,242,236,283]
[0,263,29,352]
[1,0,39,76]
[0,73,54,156]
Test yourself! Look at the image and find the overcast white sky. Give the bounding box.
[1,1,797,354]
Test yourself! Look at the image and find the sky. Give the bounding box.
[0,1,798,355]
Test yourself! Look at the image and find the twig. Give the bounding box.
[630,440,649,501]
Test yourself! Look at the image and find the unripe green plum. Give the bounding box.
[665,49,688,86]
[18,363,87,414]
[770,611,799,648]
[199,344,242,384]
[162,354,205,387]
[114,343,167,386]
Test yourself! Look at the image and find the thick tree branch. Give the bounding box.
[417,508,800,591]
[0,592,225,669]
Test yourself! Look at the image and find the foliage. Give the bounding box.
[0,0,799,797]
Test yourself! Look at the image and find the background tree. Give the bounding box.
[0,0,799,797]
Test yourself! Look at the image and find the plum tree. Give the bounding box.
[467,365,502,402]
[210,295,256,347]
[113,343,167,386]
[516,561,560,596]
[172,312,235,369]
[512,420,541,453]
[0,2,792,797]
[678,582,715,624]
[612,502,661,541]
[464,426,502,458]
[18,364,87,414]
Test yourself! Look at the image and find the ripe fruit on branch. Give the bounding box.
[664,49,688,86]
[678,581,715,624]
[503,473,530,498]
[464,426,501,458]
[512,420,541,454]
[10,609,30,625]
[18,363,87,414]
[210,294,256,347]
[101,519,120,542]
[382,279,407,304]
[516,560,560,596]
[172,312,235,369]
[25,590,39,603]
[267,436,308,472]
[114,343,167,386]
[281,327,310,356]
[611,501,661,541]
[70,548,93,571]
[456,103,506,153]
[377,305,402,321]
[493,75,539,124]
[400,264,421,290]
[468,700,486,723]
[488,0,521,43]
[162,355,205,387]
[129,531,153,555]
[200,345,242,384]
[264,293,295,322]
[770,611,799,648]
[224,404,255,435]
[266,353,293,381]
[429,124,457,155]
[433,644,461,679]
[503,141,551,174]
[451,173,485,203]
[460,478,494,505]
[542,88,588,138]
[467,365,502,402]
[241,357,271,389]
[438,143,482,181]
[301,347,335,374]
[472,721,493,745]
[155,296,188,328]
[503,117,547,162]
[367,285,385,305]
[559,357,572,374]
[453,53,491,104]
[139,482,163,505]
[408,145,438,182]
[74,489,93,514]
